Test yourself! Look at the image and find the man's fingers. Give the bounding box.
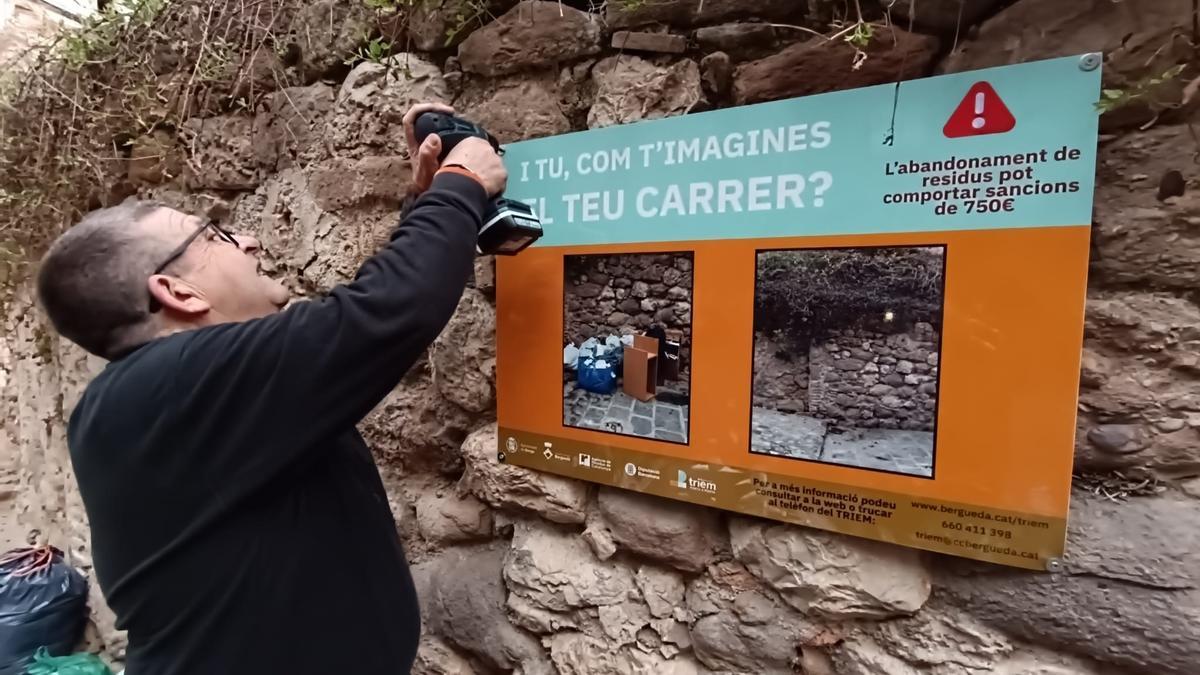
[404,103,455,159]
[414,135,443,189]
[402,102,456,131]
[418,134,442,160]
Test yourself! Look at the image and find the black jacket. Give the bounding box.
[66,171,487,674]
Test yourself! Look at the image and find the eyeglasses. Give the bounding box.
[148,219,240,312]
[153,219,239,276]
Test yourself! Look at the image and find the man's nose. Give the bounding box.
[235,234,261,255]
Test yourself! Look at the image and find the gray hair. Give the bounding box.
[36,199,175,360]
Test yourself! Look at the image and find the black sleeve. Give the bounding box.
[175,171,486,486]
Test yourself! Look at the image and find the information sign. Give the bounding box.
[494,55,1102,570]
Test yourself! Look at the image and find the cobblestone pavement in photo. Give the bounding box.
[751,407,934,477]
[750,408,826,459]
[565,388,689,443]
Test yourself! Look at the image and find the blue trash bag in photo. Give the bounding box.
[0,547,89,675]
[577,356,617,395]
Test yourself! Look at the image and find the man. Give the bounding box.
[34,102,507,674]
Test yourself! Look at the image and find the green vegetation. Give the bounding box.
[1095,63,1188,114]
[754,247,945,343]
[0,0,417,288]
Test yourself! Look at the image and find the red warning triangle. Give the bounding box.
[943,81,1015,138]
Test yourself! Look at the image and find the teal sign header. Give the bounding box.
[500,55,1103,248]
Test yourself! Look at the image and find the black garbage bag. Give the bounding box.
[0,546,89,675]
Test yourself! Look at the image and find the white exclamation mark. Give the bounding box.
[972,92,986,129]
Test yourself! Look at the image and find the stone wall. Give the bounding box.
[563,252,693,378]
[808,323,940,431]
[752,331,809,413]
[2,1,1199,674]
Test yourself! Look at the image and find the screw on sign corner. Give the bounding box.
[944,81,1016,138]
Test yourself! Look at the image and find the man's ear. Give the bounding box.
[148,274,211,316]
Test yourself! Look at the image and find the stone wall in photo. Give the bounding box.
[752,331,810,413]
[564,252,693,383]
[808,323,941,431]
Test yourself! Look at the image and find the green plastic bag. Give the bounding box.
[23,649,113,675]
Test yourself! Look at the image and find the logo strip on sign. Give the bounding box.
[499,427,1065,571]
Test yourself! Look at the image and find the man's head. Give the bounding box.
[36,200,290,359]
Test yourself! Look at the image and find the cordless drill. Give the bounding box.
[413,112,543,256]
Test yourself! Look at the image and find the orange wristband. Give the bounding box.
[436,164,485,188]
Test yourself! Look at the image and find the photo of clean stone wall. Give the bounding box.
[751,245,946,477]
[563,252,693,444]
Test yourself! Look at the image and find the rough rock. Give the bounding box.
[287,0,376,82]
[606,0,800,29]
[699,51,732,99]
[830,634,920,675]
[415,490,493,545]
[431,289,496,413]
[412,636,480,675]
[474,256,496,295]
[557,58,599,123]
[359,357,476,476]
[695,23,802,62]
[246,166,408,292]
[685,561,821,674]
[833,626,1106,675]
[227,48,296,105]
[455,72,571,143]
[505,592,582,636]
[597,600,653,646]
[612,31,687,54]
[256,84,336,171]
[501,521,643,619]
[1182,477,1200,499]
[546,632,711,675]
[890,0,1005,33]
[799,648,838,675]
[729,517,931,619]
[184,116,271,190]
[1091,125,1200,292]
[1084,424,1147,456]
[581,506,617,560]
[1074,290,1200,476]
[992,646,1121,675]
[595,487,724,572]
[936,489,1200,675]
[458,1,602,77]
[1086,292,1200,372]
[588,55,702,129]
[871,603,1013,672]
[328,54,449,157]
[407,0,517,51]
[939,0,1196,130]
[422,543,552,674]
[460,424,589,523]
[733,27,938,105]
[635,564,686,619]
[126,129,183,185]
[306,155,411,211]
